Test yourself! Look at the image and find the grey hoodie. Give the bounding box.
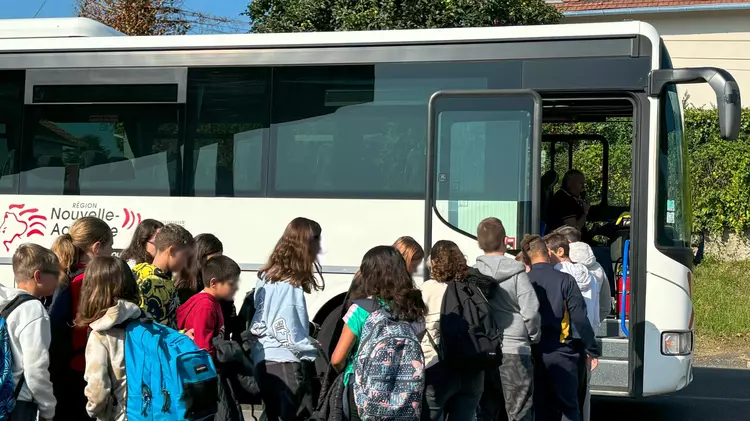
[474,255,541,355]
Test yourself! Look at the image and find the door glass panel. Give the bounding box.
[432,93,540,244]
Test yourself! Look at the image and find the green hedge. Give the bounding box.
[544,108,750,236]
[687,108,750,234]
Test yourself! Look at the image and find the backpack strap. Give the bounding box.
[2,294,39,400]
[351,298,381,314]
[425,330,442,362]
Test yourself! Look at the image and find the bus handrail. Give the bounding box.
[621,239,630,338]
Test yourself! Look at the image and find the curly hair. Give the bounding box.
[350,246,426,322]
[261,217,324,293]
[429,240,470,283]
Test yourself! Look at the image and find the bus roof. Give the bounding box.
[0,18,659,54]
[0,17,123,39]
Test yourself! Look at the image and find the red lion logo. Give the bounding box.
[0,204,46,252]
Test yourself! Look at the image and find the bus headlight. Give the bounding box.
[661,331,693,356]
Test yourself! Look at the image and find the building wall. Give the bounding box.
[563,10,750,108]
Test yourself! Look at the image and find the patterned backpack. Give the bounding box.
[352,299,424,420]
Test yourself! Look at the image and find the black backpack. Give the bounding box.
[439,269,503,371]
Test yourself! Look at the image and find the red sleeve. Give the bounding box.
[184,301,218,358]
[71,273,84,316]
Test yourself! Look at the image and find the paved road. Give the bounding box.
[592,367,750,421]
[243,367,749,420]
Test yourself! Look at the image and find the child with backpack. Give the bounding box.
[48,216,114,421]
[177,255,252,421]
[250,217,324,421]
[80,256,219,421]
[330,245,427,421]
[77,256,143,420]
[133,223,194,328]
[474,218,540,421]
[421,240,498,421]
[0,244,59,421]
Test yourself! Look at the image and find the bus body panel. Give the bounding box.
[642,271,693,396]
[0,19,707,398]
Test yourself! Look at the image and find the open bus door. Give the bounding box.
[423,90,542,259]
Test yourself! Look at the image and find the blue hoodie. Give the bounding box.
[250,274,317,363]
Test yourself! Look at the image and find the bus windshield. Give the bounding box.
[657,44,691,249]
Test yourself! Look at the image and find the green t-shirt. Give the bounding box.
[342,301,371,385]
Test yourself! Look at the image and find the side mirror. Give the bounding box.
[650,67,741,140]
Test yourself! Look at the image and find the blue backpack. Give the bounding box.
[353,300,424,420]
[124,317,219,421]
[0,294,37,420]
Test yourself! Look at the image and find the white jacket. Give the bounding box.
[419,280,448,369]
[555,261,600,330]
[0,285,56,419]
[569,242,612,326]
[84,300,142,421]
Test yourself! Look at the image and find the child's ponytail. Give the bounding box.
[52,233,77,276]
[51,216,113,281]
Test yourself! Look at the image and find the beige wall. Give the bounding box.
[563,10,750,108]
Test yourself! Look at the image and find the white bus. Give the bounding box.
[0,17,740,398]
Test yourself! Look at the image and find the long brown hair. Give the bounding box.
[350,246,426,322]
[52,217,112,278]
[120,219,163,264]
[392,236,424,271]
[429,240,470,283]
[75,256,140,327]
[261,217,324,293]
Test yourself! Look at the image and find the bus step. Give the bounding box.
[591,358,629,390]
[598,318,629,338]
[597,337,628,360]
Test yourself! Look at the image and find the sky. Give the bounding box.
[0,0,249,32]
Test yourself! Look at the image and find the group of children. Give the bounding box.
[320,217,605,421]
[0,212,606,421]
[0,215,245,421]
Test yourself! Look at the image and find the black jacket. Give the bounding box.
[527,262,600,357]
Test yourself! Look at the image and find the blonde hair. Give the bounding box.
[12,243,60,283]
[76,256,139,327]
[392,236,424,270]
[52,216,112,277]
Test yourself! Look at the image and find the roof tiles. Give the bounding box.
[555,0,750,13]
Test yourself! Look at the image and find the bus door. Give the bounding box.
[424,90,542,257]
